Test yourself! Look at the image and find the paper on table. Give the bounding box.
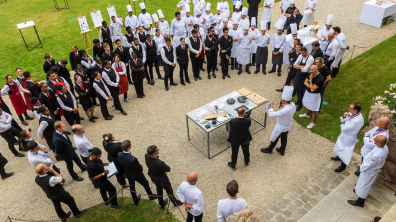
[219,95,229,102]
[104,162,118,178]
[208,100,219,107]
[265,102,271,113]
[227,91,239,98]
[196,108,208,116]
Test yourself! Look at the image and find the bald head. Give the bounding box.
[310,65,319,74]
[187,172,198,185]
[375,135,388,147]
[377,117,390,130]
[35,163,47,175]
[71,124,84,135]
[237,107,246,117]
[327,33,335,41]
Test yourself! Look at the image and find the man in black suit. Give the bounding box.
[53,121,86,181]
[188,29,202,81]
[118,140,156,206]
[100,21,113,51]
[56,59,76,97]
[129,52,146,98]
[227,107,252,171]
[43,54,56,74]
[114,39,133,85]
[176,37,190,86]
[219,27,233,79]
[23,72,41,98]
[101,43,115,63]
[93,39,105,59]
[204,28,218,79]
[144,145,182,209]
[38,83,61,121]
[144,35,164,85]
[310,41,323,59]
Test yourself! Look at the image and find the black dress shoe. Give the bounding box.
[150,80,155,85]
[276,148,284,156]
[277,72,281,76]
[92,116,99,119]
[14,153,25,157]
[260,148,272,153]
[231,66,235,70]
[254,70,259,74]
[237,71,242,75]
[73,176,84,181]
[355,171,360,177]
[26,116,34,120]
[197,76,202,80]
[80,117,84,120]
[334,166,346,172]
[95,104,100,106]
[208,75,211,79]
[104,117,112,120]
[222,75,226,79]
[134,194,142,206]
[186,80,191,84]
[200,68,205,71]
[21,121,28,126]
[347,198,365,207]
[129,81,134,85]
[1,172,14,180]
[109,115,114,118]
[89,119,96,123]
[165,86,169,91]
[158,75,164,80]
[161,198,169,209]
[110,205,123,209]
[246,70,251,74]
[60,211,71,221]
[252,63,256,66]
[276,88,283,92]
[245,162,249,166]
[212,73,216,78]
[181,83,186,86]
[226,74,231,78]
[194,77,198,81]
[331,156,342,161]
[170,82,178,86]
[353,189,356,193]
[137,95,144,98]
[228,162,236,171]
[263,70,267,74]
[121,111,127,115]
[75,209,87,218]
[296,106,302,111]
[268,70,275,73]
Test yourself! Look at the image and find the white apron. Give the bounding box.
[249,29,259,53]
[332,48,346,68]
[231,41,240,58]
[237,48,251,65]
[302,90,321,111]
[302,10,315,26]
[333,133,357,165]
[356,169,379,199]
[262,7,273,22]
[270,123,291,142]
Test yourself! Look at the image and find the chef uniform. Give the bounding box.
[269,23,286,74]
[194,7,205,35]
[229,17,242,70]
[194,0,206,17]
[219,0,230,15]
[361,126,389,161]
[262,0,274,30]
[177,0,191,19]
[255,21,271,73]
[110,18,124,43]
[247,0,261,26]
[279,0,297,13]
[302,0,317,27]
[249,18,259,65]
[333,112,364,171]
[318,14,334,51]
[231,1,242,22]
[215,3,223,25]
[170,11,189,47]
[332,31,346,77]
[125,5,139,35]
[217,12,231,38]
[237,20,253,73]
[238,7,249,31]
[185,7,194,37]
[158,10,170,37]
[138,3,152,35]
[262,86,296,156]
[202,3,214,35]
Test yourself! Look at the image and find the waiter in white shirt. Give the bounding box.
[332,102,364,172]
[318,14,334,51]
[27,141,60,173]
[138,3,152,35]
[0,108,24,157]
[171,12,189,47]
[176,172,204,222]
[125,5,139,35]
[301,0,317,27]
[72,124,94,165]
[217,180,248,222]
[355,117,390,176]
[332,26,348,78]
[261,86,296,156]
[348,135,389,208]
[323,32,338,72]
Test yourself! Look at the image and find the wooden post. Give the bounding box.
[81,30,93,53]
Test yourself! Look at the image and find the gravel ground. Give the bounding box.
[1,0,395,221]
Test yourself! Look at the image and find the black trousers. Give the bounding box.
[63,110,80,127]
[63,152,86,179]
[249,12,258,26]
[156,183,178,208]
[0,152,8,177]
[179,63,189,83]
[100,181,118,206]
[187,212,203,222]
[267,21,271,30]
[221,56,229,76]
[145,57,161,81]
[45,136,60,161]
[190,56,201,77]
[0,163,6,177]
[285,71,296,86]
[11,119,22,132]
[230,144,250,168]
[206,55,216,74]
[296,89,305,106]
[80,155,88,165]
[129,174,153,204]
[132,73,145,97]
[88,84,98,105]
[126,66,133,83]
[251,53,256,64]
[164,64,175,87]
[98,96,110,118]
[0,127,21,155]
[157,55,163,66]
[109,87,124,112]
[51,191,81,219]
[230,57,239,68]
[114,161,126,186]
[267,131,288,155]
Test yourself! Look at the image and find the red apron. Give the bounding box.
[52,78,66,96]
[198,33,205,59]
[17,77,34,110]
[116,64,128,95]
[7,82,28,115]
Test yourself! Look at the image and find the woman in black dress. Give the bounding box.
[74,75,97,123]
[102,133,129,187]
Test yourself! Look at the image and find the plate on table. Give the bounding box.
[217,103,225,108]
[217,116,226,122]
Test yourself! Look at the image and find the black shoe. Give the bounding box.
[26,116,34,120]
[129,81,134,85]
[1,172,14,180]
[64,131,71,135]
[74,209,87,218]
[109,115,114,118]
[231,66,235,70]
[355,171,360,177]
[81,167,87,172]
[161,198,169,209]
[263,70,267,74]
[95,104,100,106]
[249,63,252,66]
[75,96,79,100]
[181,82,186,86]
[277,72,281,76]
[165,86,169,91]
[137,95,144,98]
[186,80,191,84]
[197,76,202,80]
[203,60,206,63]
[353,189,356,193]
[174,200,183,207]
[276,88,283,92]
[104,117,112,120]
[237,71,242,75]
[228,162,236,171]
[21,121,28,126]
[245,162,249,166]
[200,68,205,71]
[61,211,71,221]
[208,75,211,79]
[254,70,259,74]
[110,205,123,209]
[246,70,251,74]
[331,156,342,161]
[252,63,256,66]
[212,74,216,78]
[215,67,219,71]
[158,75,164,80]
[121,111,127,115]
[89,119,96,123]
[170,82,177,86]
[194,77,197,81]
[226,74,231,78]
[268,70,275,73]
[276,148,284,156]
[80,117,84,120]
[222,75,226,79]
[260,148,272,153]
[150,80,155,85]
[334,166,346,173]
[347,198,365,207]
[73,176,84,181]
[92,116,99,119]
[14,153,25,157]
[296,105,302,111]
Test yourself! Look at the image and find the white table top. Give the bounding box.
[17,21,35,29]
[365,0,396,8]
[286,25,321,45]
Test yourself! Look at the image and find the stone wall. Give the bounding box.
[226,206,259,222]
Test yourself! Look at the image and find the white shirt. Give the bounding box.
[28,149,53,168]
[325,38,339,60]
[231,11,242,23]
[361,146,388,172]
[81,55,95,69]
[361,126,389,157]
[294,54,314,73]
[335,32,346,50]
[238,33,252,49]
[56,90,77,112]
[255,33,271,47]
[217,197,248,222]
[185,15,195,32]
[268,103,295,127]
[176,181,204,216]
[138,12,152,29]
[305,0,317,11]
[125,15,139,32]
[271,33,286,53]
[318,27,334,46]
[37,114,52,139]
[171,18,188,36]
[129,43,147,63]
[33,106,42,119]
[340,112,364,136]
[111,61,126,75]
[39,174,63,187]
[110,19,124,38]
[219,1,230,13]
[102,68,120,87]
[93,79,111,100]
[73,134,94,158]
[187,37,203,54]
[177,0,191,12]
[160,46,177,65]
[159,20,170,36]
[0,111,12,133]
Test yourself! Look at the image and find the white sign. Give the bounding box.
[107,6,118,20]
[78,16,90,33]
[90,10,104,28]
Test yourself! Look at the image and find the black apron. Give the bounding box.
[256,46,268,65]
[293,55,312,90]
[272,48,283,65]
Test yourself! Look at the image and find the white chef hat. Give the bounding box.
[206,3,211,11]
[157,9,164,18]
[222,11,229,21]
[290,0,296,4]
[152,13,159,23]
[282,86,294,101]
[274,17,286,29]
[217,2,221,10]
[235,1,242,9]
[194,6,201,16]
[186,5,190,12]
[127,5,133,12]
[139,2,146,10]
[251,17,256,26]
[290,23,297,34]
[242,7,248,16]
[326,14,334,25]
[242,19,250,29]
[232,16,239,24]
[261,21,267,30]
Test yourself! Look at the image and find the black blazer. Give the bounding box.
[69,52,81,70]
[176,44,189,64]
[118,152,144,181]
[38,91,59,115]
[52,131,75,160]
[137,32,146,43]
[0,97,11,114]
[227,117,252,145]
[102,51,115,63]
[26,81,41,98]
[92,64,104,78]
[219,35,233,57]
[144,153,171,187]
[311,48,324,59]
[114,46,130,64]
[56,63,71,79]
[204,37,218,56]
[102,141,123,164]
[74,83,90,99]
[43,60,56,74]
[93,44,105,58]
[129,58,145,78]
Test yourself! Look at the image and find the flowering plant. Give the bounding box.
[374,83,396,125]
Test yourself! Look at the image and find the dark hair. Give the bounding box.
[373,217,381,222]
[76,64,83,69]
[193,24,199,29]
[145,34,151,39]
[93,71,100,77]
[223,27,229,32]
[19,130,29,150]
[133,37,139,42]
[333,26,341,33]
[111,16,116,20]
[94,56,101,61]
[30,97,39,105]
[16,68,22,72]
[147,145,157,155]
[207,28,214,33]
[80,50,86,55]
[312,41,319,47]
[226,180,239,197]
[102,133,112,142]
[50,66,59,73]
[26,141,38,151]
[165,37,171,42]
[126,26,132,31]
[93,39,100,44]
[39,82,47,89]
[115,39,121,44]
[121,140,131,151]
[37,106,47,114]
[44,54,51,59]
[175,12,180,16]
[102,21,107,26]
[191,29,198,34]
[294,38,301,43]
[114,54,121,60]
[103,60,111,66]
[103,43,109,48]
[296,43,303,48]
[91,147,102,156]
[156,28,160,33]
[300,47,308,52]
[60,58,68,64]
[5,75,12,81]
[46,71,54,77]
[352,102,361,113]
[179,37,185,41]
[56,84,64,91]
[23,71,31,79]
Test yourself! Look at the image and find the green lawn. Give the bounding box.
[68,197,181,222]
[292,34,396,152]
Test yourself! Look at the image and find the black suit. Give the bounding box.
[114,46,132,84]
[0,97,23,131]
[176,44,190,83]
[130,58,145,97]
[74,82,93,111]
[219,35,233,76]
[56,63,75,96]
[26,81,41,98]
[311,48,324,59]
[102,51,115,63]
[102,141,126,186]
[0,152,9,177]
[52,131,86,179]
[144,153,179,207]
[118,152,154,204]
[69,52,81,71]
[43,60,56,74]
[204,37,218,74]
[227,117,252,168]
[38,91,61,120]
[93,44,105,58]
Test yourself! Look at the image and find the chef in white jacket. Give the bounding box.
[158,10,170,37]
[332,26,347,77]
[348,135,388,208]
[249,18,259,66]
[332,102,364,172]
[355,117,390,176]
[237,19,254,74]
[138,3,152,35]
[184,7,195,37]
[262,0,274,30]
[302,0,317,27]
[229,17,242,70]
[261,86,296,156]
[318,14,334,51]
[231,1,242,23]
[125,5,139,35]
[238,7,249,31]
[219,0,230,16]
[176,0,191,19]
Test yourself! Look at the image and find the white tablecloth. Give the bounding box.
[359,0,396,28]
[283,25,320,64]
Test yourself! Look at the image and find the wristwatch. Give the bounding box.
[102,173,105,176]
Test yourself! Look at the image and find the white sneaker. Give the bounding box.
[124,99,130,103]
[299,113,310,118]
[110,103,114,108]
[307,122,316,129]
